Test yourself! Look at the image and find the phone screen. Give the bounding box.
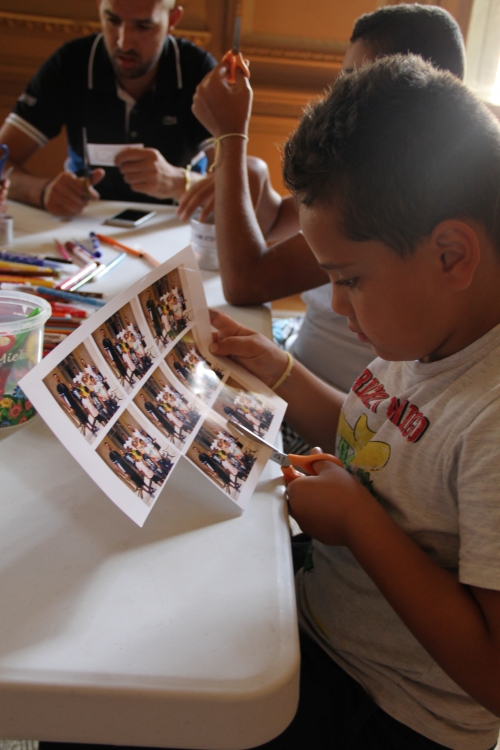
[112,210,152,222]
[104,209,156,227]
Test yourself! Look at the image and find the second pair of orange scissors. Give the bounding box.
[221,16,250,84]
[227,420,342,483]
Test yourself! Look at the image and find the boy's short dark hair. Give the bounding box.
[283,55,500,256]
[351,4,465,80]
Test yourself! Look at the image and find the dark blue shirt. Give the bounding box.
[9,33,216,203]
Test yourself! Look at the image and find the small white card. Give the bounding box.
[87,143,144,167]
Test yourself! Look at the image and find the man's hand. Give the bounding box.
[286,451,370,546]
[193,62,253,138]
[43,169,104,217]
[209,308,289,388]
[115,147,185,200]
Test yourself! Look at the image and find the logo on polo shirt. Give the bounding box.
[162,116,178,126]
[19,92,37,107]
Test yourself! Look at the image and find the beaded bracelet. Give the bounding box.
[206,133,249,173]
[271,351,294,391]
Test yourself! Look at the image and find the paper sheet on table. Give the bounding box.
[20,247,287,527]
[87,143,144,166]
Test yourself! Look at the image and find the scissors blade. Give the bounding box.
[231,15,241,54]
[226,419,291,467]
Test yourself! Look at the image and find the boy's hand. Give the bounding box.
[193,62,253,138]
[209,308,289,388]
[287,449,371,546]
[177,173,214,222]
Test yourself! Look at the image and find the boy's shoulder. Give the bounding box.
[341,323,500,456]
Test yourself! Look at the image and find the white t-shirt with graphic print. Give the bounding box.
[295,323,500,750]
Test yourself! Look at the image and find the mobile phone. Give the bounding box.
[103,209,156,228]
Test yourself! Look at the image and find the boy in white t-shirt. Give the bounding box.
[206,56,500,749]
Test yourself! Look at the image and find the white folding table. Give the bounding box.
[0,201,300,750]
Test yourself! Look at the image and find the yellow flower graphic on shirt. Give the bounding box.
[337,411,390,472]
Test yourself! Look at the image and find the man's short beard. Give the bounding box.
[111,57,155,80]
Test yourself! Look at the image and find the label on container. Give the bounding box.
[0,330,39,427]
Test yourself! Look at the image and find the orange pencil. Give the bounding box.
[94,234,143,258]
[94,234,160,267]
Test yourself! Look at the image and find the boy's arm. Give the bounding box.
[190,65,328,306]
[178,157,300,242]
[265,194,301,243]
[209,309,344,451]
[288,461,500,716]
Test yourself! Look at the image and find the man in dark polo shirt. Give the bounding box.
[0,0,216,216]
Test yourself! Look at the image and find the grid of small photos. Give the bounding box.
[21,247,286,526]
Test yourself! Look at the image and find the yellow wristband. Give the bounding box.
[206,133,249,173]
[182,167,192,192]
[271,351,294,391]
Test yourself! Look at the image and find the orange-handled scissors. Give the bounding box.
[227,419,342,483]
[221,16,250,84]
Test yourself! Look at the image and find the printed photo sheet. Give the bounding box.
[20,247,287,526]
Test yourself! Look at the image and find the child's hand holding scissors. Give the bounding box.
[286,449,371,547]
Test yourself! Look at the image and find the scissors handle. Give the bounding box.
[221,50,250,84]
[282,452,342,483]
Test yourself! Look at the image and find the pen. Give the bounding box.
[94,251,126,278]
[94,234,160,267]
[69,290,104,299]
[0,275,56,287]
[0,260,58,276]
[66,242,94,267]
[1,166,13,183]
[68,263,103,291]
[0,282,104,306]
[82,127,91,200]
[73,239,101,259]
[57,261,100,291]
[32,286,106,307]
[48,313,86,322]
[90,232,101,253]
[43,256,74,265]
[54,239,72,261]
[94,233,143,257]
[50,304,87,317]
[0,251,63,270]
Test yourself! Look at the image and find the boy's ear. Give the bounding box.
[431,220,481,291]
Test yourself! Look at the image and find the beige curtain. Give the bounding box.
[465,0,500,102]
